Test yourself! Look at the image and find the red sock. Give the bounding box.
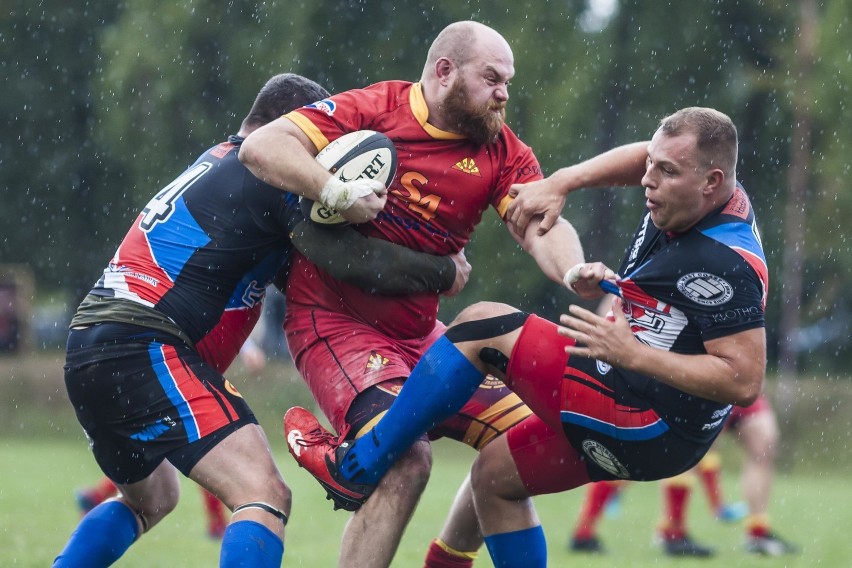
[573,481,620,539]
[88,477,119,504]
[201,489,227,536]
[423,539,476,568]
[746,514,771,538]
[697,452,723,512]
[661,482,690,539]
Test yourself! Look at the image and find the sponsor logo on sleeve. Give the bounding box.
[307,99,336,116]
[676,272,733,306]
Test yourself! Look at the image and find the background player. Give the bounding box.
[569,394,797,557]
[54,73,469,568]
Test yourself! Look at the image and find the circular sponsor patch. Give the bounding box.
[582,439,630,478]
[596,360,612,375]
[224,379,243,398]
[676,272,734,306]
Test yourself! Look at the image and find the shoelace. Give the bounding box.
[295,423,351,448]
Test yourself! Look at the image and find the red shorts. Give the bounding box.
[285,304,532,444]
[285,305,443,430]
[503,314,713,491]
[726,393,771,429]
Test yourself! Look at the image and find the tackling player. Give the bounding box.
[54,73,468,568]
[288,107,770,567]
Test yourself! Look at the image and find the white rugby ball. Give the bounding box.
[300,130,398,225]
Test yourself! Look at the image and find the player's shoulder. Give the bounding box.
[494,123,534,155]
[337,80,413,104]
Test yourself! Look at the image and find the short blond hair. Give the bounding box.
[659,107,738,179]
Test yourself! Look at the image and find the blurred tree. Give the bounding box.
[2,0,848,373]
[1,1,122,301]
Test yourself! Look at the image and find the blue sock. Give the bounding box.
[220,520,284,568]
[53,500,139,567]
[340,336,484,484]
[484,526,547,568]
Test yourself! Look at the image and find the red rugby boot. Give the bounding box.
[283,406,375,512]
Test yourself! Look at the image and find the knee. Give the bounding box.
[470,440,527,501]
[259,472,293,515]
[452,301,518,326]
[383,440,432,494]
[131,479,181,529]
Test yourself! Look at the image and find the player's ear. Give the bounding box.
[704,168,725,195]
[435,57,454,85]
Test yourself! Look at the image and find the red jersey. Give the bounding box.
[285,80,543,338]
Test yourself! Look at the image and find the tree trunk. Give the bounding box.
[778,0,817,391]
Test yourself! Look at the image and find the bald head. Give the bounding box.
[421,21,511,79]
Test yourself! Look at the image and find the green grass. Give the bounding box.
[1,437,849,567]
[2,352,851,566]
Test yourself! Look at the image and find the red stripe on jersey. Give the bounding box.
[112,215,175,302]
[732,246,770,309]
[564,366,661,429]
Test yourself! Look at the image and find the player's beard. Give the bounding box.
[442,77,506,146]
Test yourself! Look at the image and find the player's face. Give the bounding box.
[441,40,513,145]
[641,130,712,233]
[442,74,507,145]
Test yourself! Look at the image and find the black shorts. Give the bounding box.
[64,323,257,484]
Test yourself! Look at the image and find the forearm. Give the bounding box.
[549,141,649,196]
[620,342,762,406]
[291,221,455,295]
[522,217,584,285]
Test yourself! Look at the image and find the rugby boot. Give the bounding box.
[283,406,375,512]
[569,535,605,553]
[745,532,798,556]
[659,533,715,557]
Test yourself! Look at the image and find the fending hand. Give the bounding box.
[506,177,567,235]
[557,298,633,366]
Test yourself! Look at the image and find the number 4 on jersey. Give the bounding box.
[140,162,212,231]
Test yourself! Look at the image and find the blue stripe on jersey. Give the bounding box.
[224,249,288,310]
[561,410,670,441]
[148,342,200,442]
[700,223,766,263]
[146,198,211,283]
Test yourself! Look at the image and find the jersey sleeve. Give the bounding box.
[492,134,543,220]
[284,86,387,152]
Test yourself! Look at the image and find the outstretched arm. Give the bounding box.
[507,141,650,234]
[291,220,470,296]
[508,215,585,287]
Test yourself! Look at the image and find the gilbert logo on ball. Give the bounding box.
[301,130,398,225]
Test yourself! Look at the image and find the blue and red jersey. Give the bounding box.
[78,135,301,371]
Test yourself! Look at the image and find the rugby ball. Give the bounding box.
[300,130,398,225]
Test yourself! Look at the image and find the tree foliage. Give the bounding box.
[2,0,848,371]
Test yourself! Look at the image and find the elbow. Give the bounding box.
[237,137,260,169]
[731,375,763,407]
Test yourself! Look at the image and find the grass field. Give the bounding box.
[2,351,851,566]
